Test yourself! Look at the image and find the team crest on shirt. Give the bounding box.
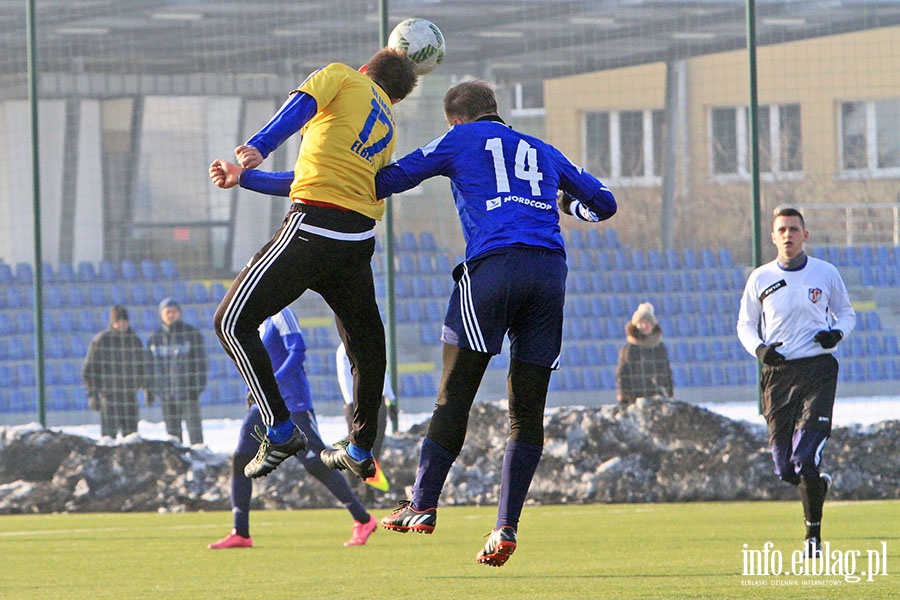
[808,288,822,303]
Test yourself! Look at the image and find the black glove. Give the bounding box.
[813,329,843,349]
[755,342,785,366]
[557,190,574,215]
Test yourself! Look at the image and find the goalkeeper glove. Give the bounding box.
[813,329,843,349]
[755,342,785,366]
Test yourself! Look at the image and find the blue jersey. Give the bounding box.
[375,116,616,261]
[259,308,312,413]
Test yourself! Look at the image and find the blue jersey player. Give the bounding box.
[208,308,377,549]
[375,80,616,567]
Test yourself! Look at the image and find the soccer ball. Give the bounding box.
[388,18,445,75]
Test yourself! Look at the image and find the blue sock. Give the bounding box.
[266,419,295,444]
[346,443,372,462]
[412,438,457,510]
[496,440,543,531]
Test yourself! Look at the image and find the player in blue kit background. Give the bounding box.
[209,79,616,566]
[208,308,377,549]
[374,80,616,567]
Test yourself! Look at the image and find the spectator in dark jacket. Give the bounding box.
[615,302,674,406]
[81,305,147,438]
[147,297,208,444]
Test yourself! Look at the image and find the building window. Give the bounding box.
[709,103,803,180]
[839,99,900,176]
[584,109,665,186]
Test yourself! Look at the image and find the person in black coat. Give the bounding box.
[615,302,674,406]
[147,297,208,444]
[81,305,148,438]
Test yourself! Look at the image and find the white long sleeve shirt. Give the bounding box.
[335,342,395,405]
[737,257,856,361]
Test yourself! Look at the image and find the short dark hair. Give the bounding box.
[443,80,498,123]
[773,206,805,228]
[366,48,418,102]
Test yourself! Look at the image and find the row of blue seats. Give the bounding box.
[810,245,900,268]
[0,259,180,285]
[859,266,900,287]
[548,354,900,393]
[0,281,226,311]
[383,246,736,279]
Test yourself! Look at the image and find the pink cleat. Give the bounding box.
[208,529,253,549]
[344,517,378,546]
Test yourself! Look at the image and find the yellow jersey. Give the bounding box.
[290,63,397,220]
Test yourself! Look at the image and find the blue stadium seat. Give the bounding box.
[589,296,608,317]
[417,373,436,396]
[109,284,129,305]
[608,272,626,293]
[607,295,627,317]
[0,263,13,283]
[718,248,734,267]
[568,229,585,249]
[682,248,698,269]
[599,368,616,390]
[700,248,716,269]
[0,312,14,335]
[423,299,444,322]
[120,260,139,280]
[601,342,618,364]
[661,272,681,292]
[16,363,37,387]
[159,259,179,279]
[881,334,899,355]
[663,249,680,269]
[15,263,33,283]
[691,340,710,362]
[99,260,118,281]
[0,363,15,386]
[434,253,452,273]
[594,250,611,270]
[646,250,663,270]
[631,250,647,270]
[53,263,74,283]
[671,340,691,362]
[138,260,157,280]
[689,364,709,386]
[672,365,689,387]
[87,285,107,306]
[209,282,227,301]
[400,374,420,396]
[582,343,602,365]
[398,232,418,252]
[562,345,583,366]
[15,312,34,334]
[76,261,97,281]
[611,249,628,270]
[419,231,437,251]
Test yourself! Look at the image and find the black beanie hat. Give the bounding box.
[110,305,129,324]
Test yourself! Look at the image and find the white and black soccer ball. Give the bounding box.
[388,18,445,75]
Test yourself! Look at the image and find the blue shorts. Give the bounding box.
[441,246,567,369]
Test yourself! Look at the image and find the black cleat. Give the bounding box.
[804,537,822,559]
[381,500,437,534]
[476,526,517,567]
[244,427,307,478]
[320,440,376,479]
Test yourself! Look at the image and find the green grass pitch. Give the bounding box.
[0,501,896,599]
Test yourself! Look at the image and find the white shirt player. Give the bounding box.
[335,342,395,406]
[737,256,856,361]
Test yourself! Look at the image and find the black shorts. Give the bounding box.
[761,353,838,440]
